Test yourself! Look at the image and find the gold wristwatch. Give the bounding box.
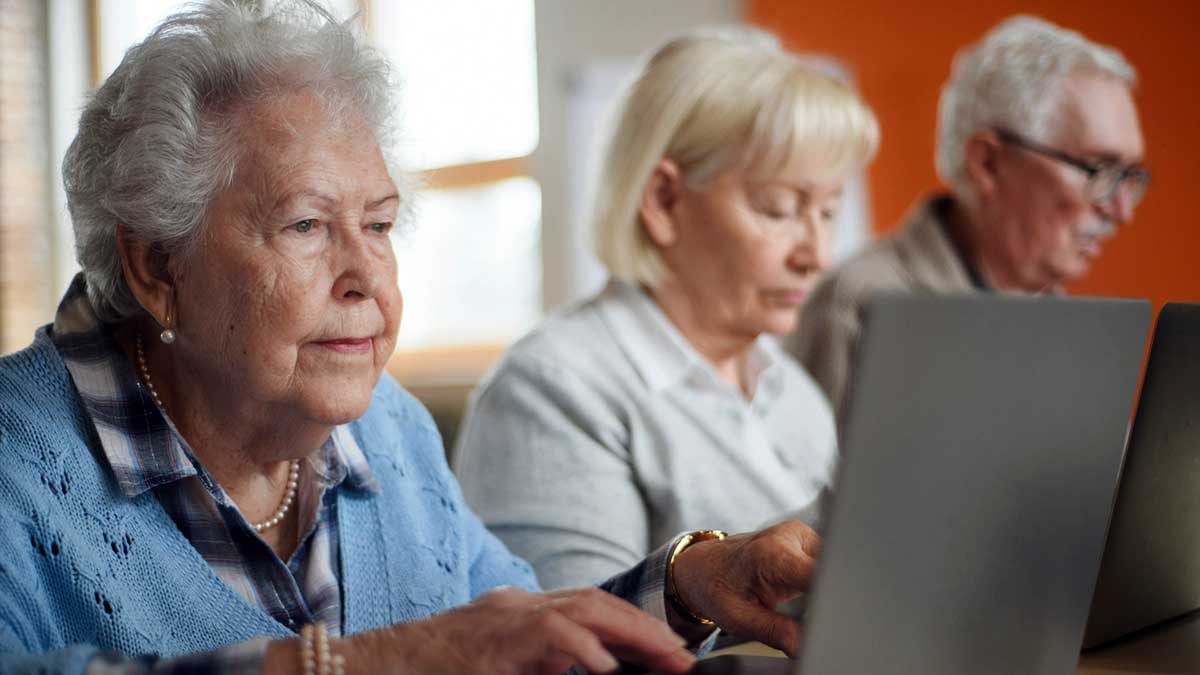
[665,529,727,625]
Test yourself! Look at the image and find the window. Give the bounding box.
[0,0,56,352]
[94,0,192,81]
[368,0,542,353]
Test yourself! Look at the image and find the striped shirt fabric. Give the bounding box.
[53,276,374,673]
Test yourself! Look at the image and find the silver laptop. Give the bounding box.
[676,294,1149,675]
[1083,303,1200,649]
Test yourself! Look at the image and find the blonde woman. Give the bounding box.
[454,28,879,591]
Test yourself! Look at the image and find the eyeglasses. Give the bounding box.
[994,128,1150,211]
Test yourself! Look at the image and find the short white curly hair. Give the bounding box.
[936,15,1136,196]
[63,0,400,323]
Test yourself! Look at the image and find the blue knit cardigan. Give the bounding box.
[0,330,539,673]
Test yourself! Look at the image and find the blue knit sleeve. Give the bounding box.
[0,629,97,675]
[0,643,266,675]
[83,639,268,674]
[0,579,267,675]
[360,372,541,599]
[463,504,542,597]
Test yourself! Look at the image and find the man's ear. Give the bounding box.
[638,158,685,248]
[961,130,1003,200]
[115,224,175,326]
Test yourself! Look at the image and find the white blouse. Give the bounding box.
[453,279,838,589]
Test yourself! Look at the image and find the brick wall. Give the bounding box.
[0,0,55,354]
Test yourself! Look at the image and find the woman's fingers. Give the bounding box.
[716,597,804,658]
[548,588,682,647]
[665,520,821,656]
[757,538,818,596]
[531,608,620,674]
[547,588,695,673]
[365,586,697,675]
[477,585,538,608]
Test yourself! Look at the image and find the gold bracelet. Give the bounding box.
[665,529,727,625]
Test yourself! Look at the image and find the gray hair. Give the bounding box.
[935,15,1136,196]
[63,0,399,323]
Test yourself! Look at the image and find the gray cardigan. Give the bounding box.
[454,280,837,590]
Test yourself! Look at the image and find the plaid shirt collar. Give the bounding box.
[50,274,380,498]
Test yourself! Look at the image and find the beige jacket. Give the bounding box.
[783,195,977,419]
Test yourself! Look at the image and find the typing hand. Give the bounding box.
[670,520,821,657]
[330,586,696,675]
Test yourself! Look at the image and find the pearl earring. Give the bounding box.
[160,312,176,345]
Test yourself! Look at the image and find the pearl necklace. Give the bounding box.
[135,333,300,533]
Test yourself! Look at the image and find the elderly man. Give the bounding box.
[785,15,1148,418]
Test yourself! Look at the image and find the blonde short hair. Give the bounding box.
[591,27,880,288]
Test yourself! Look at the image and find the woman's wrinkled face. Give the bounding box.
[663,161,841,340]
[172,93,402,425]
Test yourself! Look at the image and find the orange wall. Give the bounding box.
[749,1,1200,307]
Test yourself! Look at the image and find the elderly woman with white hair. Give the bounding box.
[0,3,831,673]
[454,30,879,591]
